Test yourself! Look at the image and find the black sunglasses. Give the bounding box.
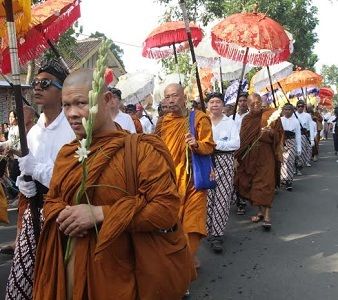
[31,79,63,90]
[297,105,304,108]
[108,87,122,99]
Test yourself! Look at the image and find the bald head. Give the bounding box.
[63,68,94,91]
[164,83,186,115]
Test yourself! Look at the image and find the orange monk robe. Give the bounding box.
[235,108,284,208]
[0,184,8,224]
[156,111,215,237]
[33,130,193,300]
[131,114,143,133]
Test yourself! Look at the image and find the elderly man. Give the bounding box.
[33,69,193,300]
[156,83,215,267]
[6,59,75,299]
[235,93,283,230]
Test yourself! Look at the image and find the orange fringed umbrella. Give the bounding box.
[279,69,323,93]
[142,21,203,60]
[1,0,80,74]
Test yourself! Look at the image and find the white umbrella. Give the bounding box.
[250,61,293,93]
[115,72,155,105]
[217,58,253,81]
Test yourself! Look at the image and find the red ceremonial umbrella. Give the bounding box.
[211,6,291,116]
[142,21,203,60]
[319,87,334,99]
[1,0,80,74]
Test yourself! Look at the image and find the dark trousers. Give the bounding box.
[333,133,338,152]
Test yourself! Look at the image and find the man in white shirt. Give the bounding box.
[280,104,301,190]
[206,92,240,253]
[6,59,76,299]
[328,107,338,157]
[295,100,314,168]
[108,87,136,133]
[232,93,249,130]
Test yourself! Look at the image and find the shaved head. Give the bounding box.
[63,68,94,91]
[164,83,186,115]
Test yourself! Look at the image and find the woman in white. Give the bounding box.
[206,92,240,253]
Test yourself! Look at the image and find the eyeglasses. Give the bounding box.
[31,79,63,90]
[108,87,122,99]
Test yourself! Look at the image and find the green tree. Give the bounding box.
[321,64,338,105]
[157,0,319,69]
[89,31,125,69]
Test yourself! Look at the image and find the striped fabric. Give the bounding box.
[300,135,312,166]
[6,207,43,300]
[281,138,297,183]
[207,153,234,237]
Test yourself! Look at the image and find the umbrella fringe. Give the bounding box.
[1,1,80,74]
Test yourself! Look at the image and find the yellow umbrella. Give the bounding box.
[0,0,31,37]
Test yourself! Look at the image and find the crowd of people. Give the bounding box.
[0,57,337,299]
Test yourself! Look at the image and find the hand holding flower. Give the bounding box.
[57,204,104,237]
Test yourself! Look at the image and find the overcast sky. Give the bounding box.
[78,0,338,74]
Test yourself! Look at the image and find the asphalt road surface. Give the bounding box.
[0,139,337,300]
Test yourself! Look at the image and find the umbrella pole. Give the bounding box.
[179,0,206,112]
[301,87,307,104]
[172,43,182,85]
[232,47,249,120]
[267,66,277,108]
[4,0,28,156]
[277,81,311,144]
[219,57,224,94]
[47,39,71,72]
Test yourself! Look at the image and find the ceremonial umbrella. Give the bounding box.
[115,72,155,105]
[250,61,293,93]
[1,0,81,74]
[319,87,334,109]
[279,69,323,93]
[211,6,291,117]
[142,21,203,61]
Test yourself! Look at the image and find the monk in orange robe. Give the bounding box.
[33,69,194,300]
[235,93,283,230]
[156,83,215,264]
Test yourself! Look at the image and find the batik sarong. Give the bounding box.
[281,138,296,184]
[300,134,311,166]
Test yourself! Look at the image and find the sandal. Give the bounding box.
[251,214,264,223]
[262,220,272,231]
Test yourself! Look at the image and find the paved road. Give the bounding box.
[0,139,337,299]
[191,139,338,300]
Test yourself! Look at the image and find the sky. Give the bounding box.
[78,0,338,74]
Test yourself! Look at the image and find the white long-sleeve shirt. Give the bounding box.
[27,111,75,187]
[114,110,136,133]
[281,116,302,153]
[0,125,20,158]
[328,115,337,134]
[310,120,317,140]
[295,111,314,141]
[140,115,154,133]
[232,111,249,131]
[212,115,240,152]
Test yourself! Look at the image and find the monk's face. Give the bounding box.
[62,83,112,139]
[164,84,186,115]
[207,97,224,116]
[248,95,262,113]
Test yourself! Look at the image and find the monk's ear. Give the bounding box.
[103,91,113,105]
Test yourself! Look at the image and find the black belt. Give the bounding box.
[284,130,295,139]
[158,224,178,234]
[214,150,235,155]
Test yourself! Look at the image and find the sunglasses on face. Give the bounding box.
[31,79,63,90]
[297,105,304,108]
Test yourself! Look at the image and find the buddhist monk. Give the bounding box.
[33,69,194,300]
[235,93,283,230]
[155,83,215,268]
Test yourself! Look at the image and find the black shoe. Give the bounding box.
[210,238,223,253]
[286,182,293,191]
[0,245,14,256]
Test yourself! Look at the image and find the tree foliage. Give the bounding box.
[89,31,125,69]
[156,0,319,69]
[321,64,338,105]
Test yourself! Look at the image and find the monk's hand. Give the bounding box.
[57,204,104,237]
[185,133,198,149]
